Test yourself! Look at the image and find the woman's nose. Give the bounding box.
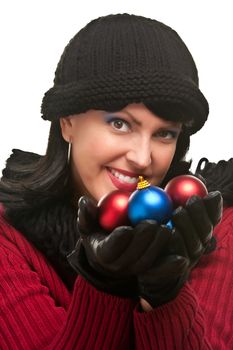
[126,138,152,169]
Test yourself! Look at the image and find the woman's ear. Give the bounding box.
[60,117,73,142]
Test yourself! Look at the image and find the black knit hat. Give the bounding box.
[41,13,209,135]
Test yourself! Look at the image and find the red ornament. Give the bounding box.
[165,175,208,208]
[98,190,131,231]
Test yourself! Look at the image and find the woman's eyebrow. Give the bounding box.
[160,122,182,129]
[123,110,181,129]
[123,110,142,126]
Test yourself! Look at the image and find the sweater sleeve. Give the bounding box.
[133,208,233,350]
[0,217,135,350]
[133,283,211,350]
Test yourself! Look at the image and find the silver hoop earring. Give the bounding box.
[67,142,72,164]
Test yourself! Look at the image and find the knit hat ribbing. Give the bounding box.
[41,14,209,134]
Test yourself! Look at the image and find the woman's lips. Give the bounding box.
[106,167,138,192]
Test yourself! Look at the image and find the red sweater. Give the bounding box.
[0,207,232,350]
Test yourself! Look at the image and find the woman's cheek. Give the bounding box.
[154,145,176,178]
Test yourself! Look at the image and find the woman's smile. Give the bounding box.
[106,167,139,192]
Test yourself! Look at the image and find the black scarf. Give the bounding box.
[195,157,233,206]
[4,200,79,289]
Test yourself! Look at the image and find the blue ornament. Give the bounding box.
[128,177,173,225]
[166,219,174,230]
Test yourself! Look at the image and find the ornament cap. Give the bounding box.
[137,176,150,190]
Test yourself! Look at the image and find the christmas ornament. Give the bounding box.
[165,175,208,208]
[166,220,174,230]
[98,190,131,231]
[128,176,173,225]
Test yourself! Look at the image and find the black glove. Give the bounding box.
[171,191,222,263]
[67,196,172,298]
[137,191,223,308]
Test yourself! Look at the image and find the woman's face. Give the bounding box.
[60,103,182,202]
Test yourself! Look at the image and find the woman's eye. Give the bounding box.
[155,130,179,140]
[107,117,130,132]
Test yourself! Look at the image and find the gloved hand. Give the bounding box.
[137,191,223,308]
[68,196,172,298]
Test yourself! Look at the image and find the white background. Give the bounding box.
[0,0,232,173]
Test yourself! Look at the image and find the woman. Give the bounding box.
[0,14,226,349]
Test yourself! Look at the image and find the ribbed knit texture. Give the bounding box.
[0,207,232,349]
[41,14,208,135]
[0,212,135,350]
[134,285,211,350]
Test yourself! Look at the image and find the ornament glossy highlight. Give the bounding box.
[165,175,208,208]
[98,190,131,231]
[128,177,173,225]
